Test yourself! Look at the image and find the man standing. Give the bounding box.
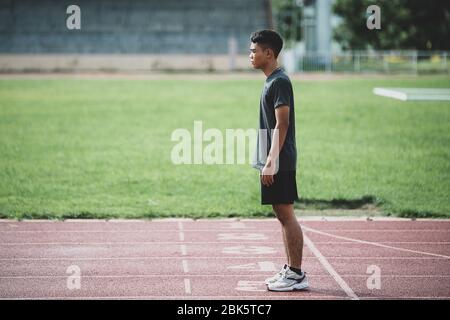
[250,30,308,292]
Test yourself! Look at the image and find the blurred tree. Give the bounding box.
[333,0,450,50]
[272,0,303,47]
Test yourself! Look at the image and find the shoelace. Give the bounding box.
[278,267,289,278]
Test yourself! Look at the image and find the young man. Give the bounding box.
[250,30,308,292]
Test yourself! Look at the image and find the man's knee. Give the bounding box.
[273,204,294,224]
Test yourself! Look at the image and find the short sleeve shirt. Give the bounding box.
[253,68,297,172]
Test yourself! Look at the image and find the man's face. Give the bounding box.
[249,42,269,69]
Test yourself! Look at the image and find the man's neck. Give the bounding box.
[262,61,279,78]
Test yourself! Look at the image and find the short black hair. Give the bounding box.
[250,30,283,58]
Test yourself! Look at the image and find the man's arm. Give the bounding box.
[261,105,289,186]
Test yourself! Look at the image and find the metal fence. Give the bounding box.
[289,51,450,74]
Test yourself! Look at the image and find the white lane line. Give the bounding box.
[307,242,450,245]
[0,256,447,262]
[182,260,189,273]
[0,229,448,233]
[302,225,450,259]
[178,222,184,241]
[1,241,448,246]
[304,233,359,300]
[257,262,277,272]
[0,274,302,279]
[179,222,191,292]
[184,278,191,294]
[1,274,449,280]
[302,229,450,232]
[0,217,448,223]
[323,257,449,260]
[0,241,285,246]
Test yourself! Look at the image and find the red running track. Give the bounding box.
[0,218,449,300]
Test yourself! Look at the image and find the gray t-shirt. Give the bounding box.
[253,68,297,172]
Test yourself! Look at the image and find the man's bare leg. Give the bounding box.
[273,204,303,269]
[281,227,291,266]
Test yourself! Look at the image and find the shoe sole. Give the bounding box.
[267,280,309,292]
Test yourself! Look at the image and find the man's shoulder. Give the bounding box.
[268,72,292,91]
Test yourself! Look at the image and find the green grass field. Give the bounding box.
[0,75,449,219]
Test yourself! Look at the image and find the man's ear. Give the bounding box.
[266,48,274,59]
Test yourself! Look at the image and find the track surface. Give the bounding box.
[0,218,449,300]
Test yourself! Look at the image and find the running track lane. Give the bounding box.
[0,218,449,300]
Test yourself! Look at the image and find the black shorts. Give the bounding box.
[260,170,299,205]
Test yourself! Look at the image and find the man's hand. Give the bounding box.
[260,157,276,187]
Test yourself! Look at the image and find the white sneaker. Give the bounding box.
[264,264,288,285]
[267,268,309,292]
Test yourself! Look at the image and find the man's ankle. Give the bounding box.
[289,266,303,275]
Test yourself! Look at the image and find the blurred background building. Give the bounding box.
[0,0,448,73]
[0,0,272,72]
